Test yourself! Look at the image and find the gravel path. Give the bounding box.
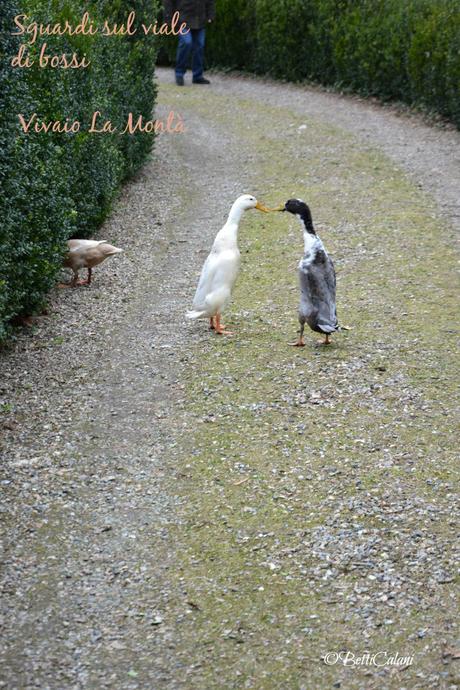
[1,68,459,690]
[0,98,249,688]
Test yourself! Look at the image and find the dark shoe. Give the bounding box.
[192,77,210,85]
[175,75,184,86]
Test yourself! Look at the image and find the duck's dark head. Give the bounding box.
[284,198,305,214]
[281,198,315,234]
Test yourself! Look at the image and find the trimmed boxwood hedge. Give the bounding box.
[159,0,459,126]
[0,0,159,340]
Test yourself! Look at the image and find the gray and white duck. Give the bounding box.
[276,198,345,346]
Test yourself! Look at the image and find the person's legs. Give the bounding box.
[191,28,206,80]
[175,30,193,79]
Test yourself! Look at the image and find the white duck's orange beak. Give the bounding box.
[255,201,271,213]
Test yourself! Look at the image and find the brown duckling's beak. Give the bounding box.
[270,203,286,212]
[255,201,271,213]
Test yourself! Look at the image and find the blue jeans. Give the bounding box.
[175,28,206,80]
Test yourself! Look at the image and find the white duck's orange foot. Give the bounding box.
[214,315,233,335]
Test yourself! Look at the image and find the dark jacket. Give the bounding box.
[164,0,215,30]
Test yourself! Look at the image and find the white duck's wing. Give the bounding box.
[193,248,240,311]
[192,250,221,309]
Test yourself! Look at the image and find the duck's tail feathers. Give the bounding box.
[103,245,123,255]
[186,310,208,320]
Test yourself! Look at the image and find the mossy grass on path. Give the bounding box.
[158,83,459,689]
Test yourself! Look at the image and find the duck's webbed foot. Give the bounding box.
[215,314,233,336]
[317,333,331,345]
[289,323,305,347]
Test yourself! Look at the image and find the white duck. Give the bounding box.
[62,239,123,287]
[187,194,269,334]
